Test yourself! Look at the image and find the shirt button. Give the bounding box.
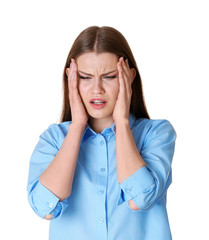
[125,187,132,193]
[99,218,104,223]
[143,187,150,193]
[49,203,54,208]
[98,190,104,194]
[100,168,106,172]
[100,140,104,145]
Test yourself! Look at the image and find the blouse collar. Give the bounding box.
[81,112,136,143]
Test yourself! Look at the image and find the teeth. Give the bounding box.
[92,100,105,103]
[92,102,105,104]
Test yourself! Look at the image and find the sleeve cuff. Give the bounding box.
[32,181,66,219]
[116,166,155,207]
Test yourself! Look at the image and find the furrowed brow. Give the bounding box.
[78,70,117,76]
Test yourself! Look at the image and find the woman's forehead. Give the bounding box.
[76,52,118,74]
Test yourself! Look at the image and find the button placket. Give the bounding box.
[95,135,107,233]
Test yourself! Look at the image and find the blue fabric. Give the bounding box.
[27,112,177,240]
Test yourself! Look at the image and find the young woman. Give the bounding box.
[27,26,177,240]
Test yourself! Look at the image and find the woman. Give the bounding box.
[27,26,177,240]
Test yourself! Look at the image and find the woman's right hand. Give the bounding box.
[66,58,89,127]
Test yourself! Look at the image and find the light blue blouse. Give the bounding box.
[27,112,177,240]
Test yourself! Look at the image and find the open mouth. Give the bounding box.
[89,100,107,109]
[90,101,106,105]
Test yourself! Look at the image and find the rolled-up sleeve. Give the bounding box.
[116,119,177,211]
[27,123,68,220]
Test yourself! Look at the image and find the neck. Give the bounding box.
[88,116,114,133]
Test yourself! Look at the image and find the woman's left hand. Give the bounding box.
[112,57,135,125]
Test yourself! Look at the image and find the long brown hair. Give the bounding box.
[60,26,150,122]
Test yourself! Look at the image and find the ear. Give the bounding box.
[130,68,136,84]
[66,68,70,76]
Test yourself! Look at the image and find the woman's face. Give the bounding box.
[76,52,119,129]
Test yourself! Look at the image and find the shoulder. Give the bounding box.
[40,121,72,136]
[39,121,72,147]
[132,118,177,146]
[133,118,176,133]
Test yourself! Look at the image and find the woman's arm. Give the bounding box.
[116,119,146,210]
[116,119,176,212]
[116,120,146,184]
[39,123,85,202]
[28,59,89,220]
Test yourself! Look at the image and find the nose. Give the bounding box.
[91,78,105,95]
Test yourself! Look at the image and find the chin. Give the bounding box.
[88,109,113,119]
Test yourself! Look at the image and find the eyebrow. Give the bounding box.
[78,70,118,76]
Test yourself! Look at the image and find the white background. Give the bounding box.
[1,0,208,239]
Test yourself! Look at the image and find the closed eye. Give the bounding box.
[80,76,91,79]
[103,76,117,79]
[79,75,117,80]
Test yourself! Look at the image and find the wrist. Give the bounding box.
[115,118,129,127]
[70,122,86,132]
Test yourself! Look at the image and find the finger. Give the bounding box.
[69,63,73,97]
[69,59,74,79]
[121,58,133,84]
[71,59,78,90]
[125,59,134,83]
[71,60,80,101]
[120,57,130,78]
[117,61,126,95]
[119,58,131,95]
[72,58,78,73]
[124,59,132,95]
[71,66,76,100]
[119,58,130,86]
[68,59,74,95]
